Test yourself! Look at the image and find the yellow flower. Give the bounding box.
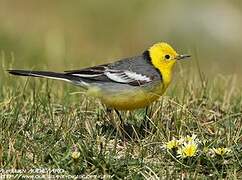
[71,151,81,159]
[212,147,231,156]
[177,142,198,158]
[164,138,179,150]
[71,144,81,160]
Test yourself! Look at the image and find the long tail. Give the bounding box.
[8,70,89,88]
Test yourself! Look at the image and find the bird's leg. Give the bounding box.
[114,109,135,140]
[105,107,118,130]
[140,107,151,137]
[113,109,127,138]
[114,109,124,124]
[105,108,125,138]
[145,106,151,130]
[104,107,115,125]
[145,107,149,121]
[106,108,123,122]
[106,108,112,114]
[108,109,138,139]
[106,107,112,121]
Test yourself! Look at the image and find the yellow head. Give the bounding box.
[148,42,190,86]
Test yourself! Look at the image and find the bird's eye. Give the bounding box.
[165,55,170,60]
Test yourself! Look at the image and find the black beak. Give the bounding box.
[176,54,191,60]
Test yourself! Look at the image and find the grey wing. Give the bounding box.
[64,56,158,86]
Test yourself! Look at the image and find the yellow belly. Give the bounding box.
[99,85,166,110]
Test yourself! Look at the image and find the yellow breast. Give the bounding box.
[99,84,167,110]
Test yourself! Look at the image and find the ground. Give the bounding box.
[1,73,242,179]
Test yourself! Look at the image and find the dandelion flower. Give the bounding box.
[71,151,81,159]
[177,142,198,158]
[71,144,81,160]
[163,138,179,150]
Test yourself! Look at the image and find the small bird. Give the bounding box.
[8,42,190,110]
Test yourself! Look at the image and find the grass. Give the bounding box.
[1,63,242,179]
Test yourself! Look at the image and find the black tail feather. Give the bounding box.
[7,69,88,86]
[8,70,69,79]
